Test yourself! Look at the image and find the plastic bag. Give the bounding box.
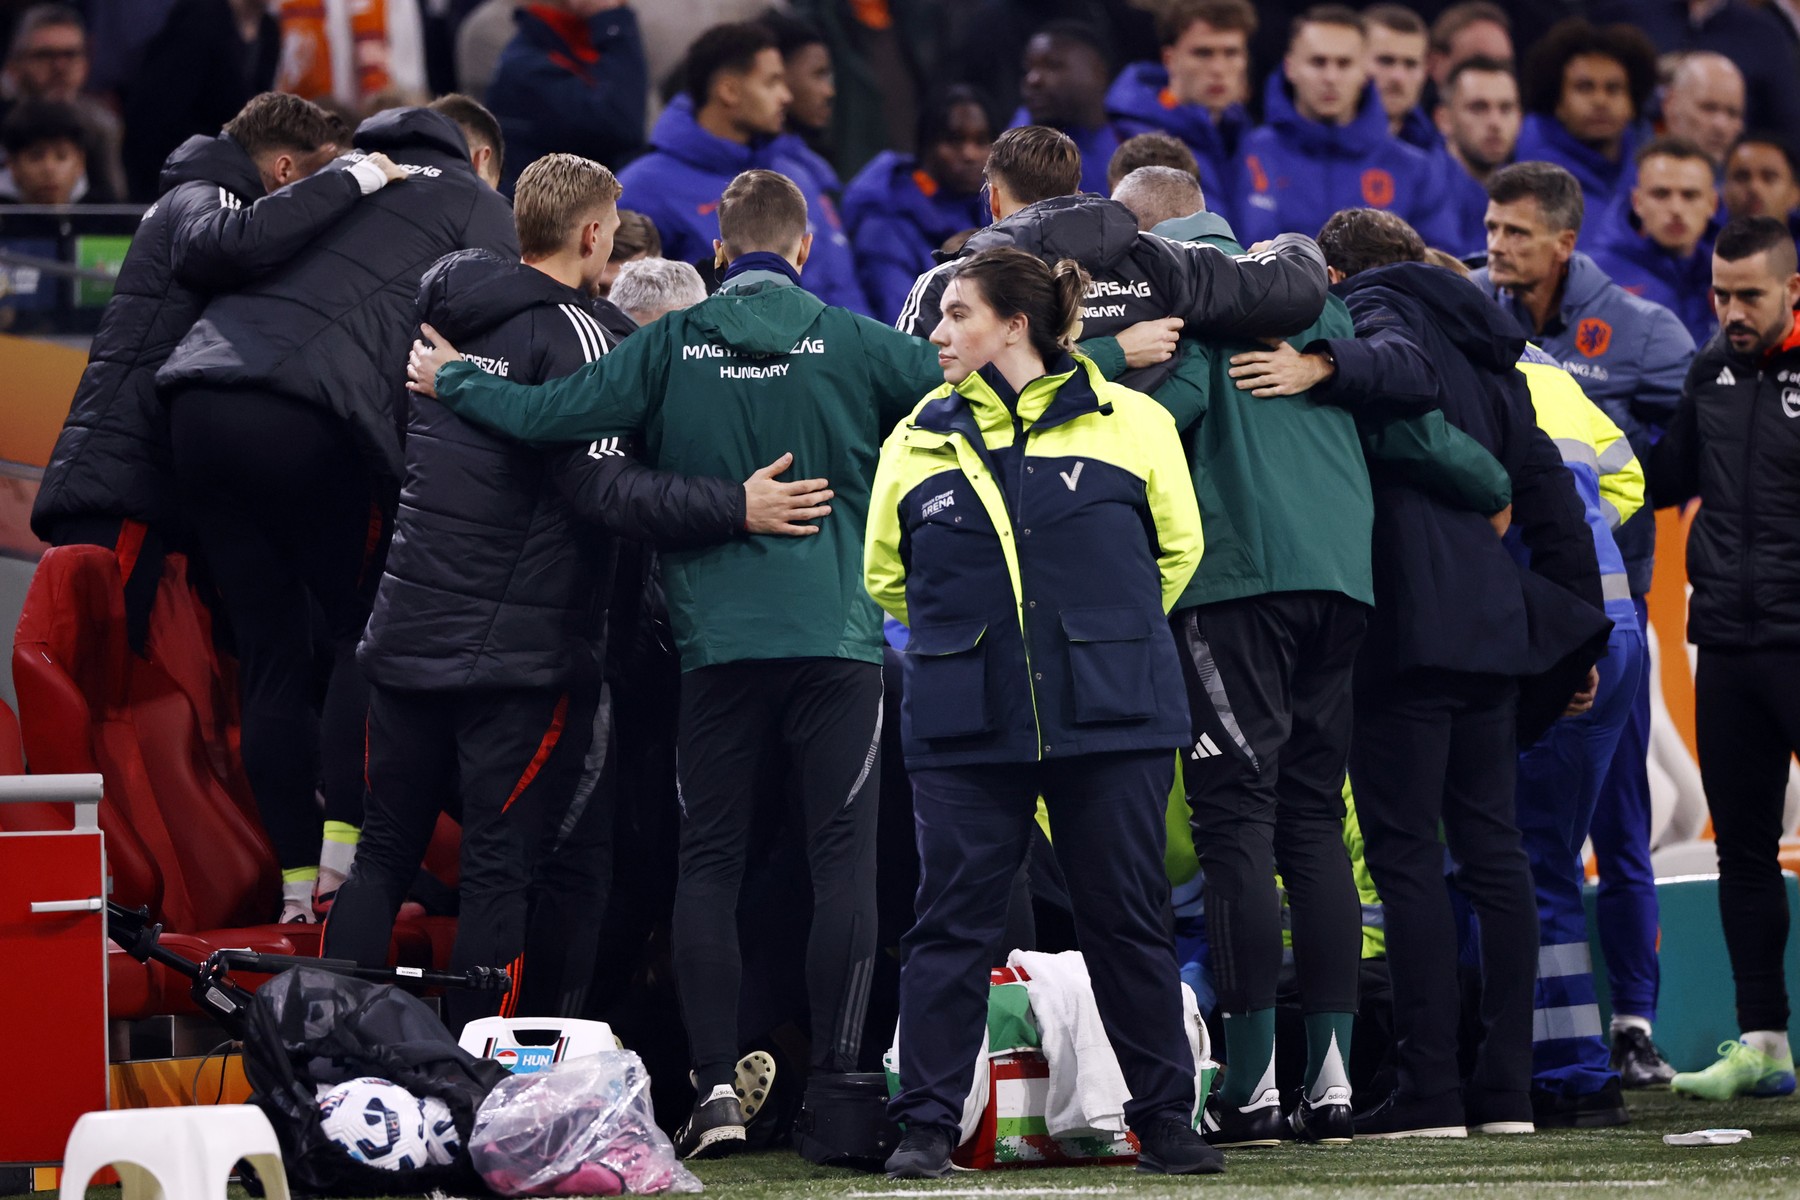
[470,1050,703,1196]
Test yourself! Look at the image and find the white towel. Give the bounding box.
[1007,950,1131,1137]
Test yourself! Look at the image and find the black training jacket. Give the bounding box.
[1649,322,1800,649]
[894,192,1329,393]
[31,133,369,540]
[157,107,519,484]
[357,249,745,692]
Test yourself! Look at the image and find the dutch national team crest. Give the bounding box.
[1575,317,1613,358]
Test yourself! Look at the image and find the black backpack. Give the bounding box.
[240,966,509,1197]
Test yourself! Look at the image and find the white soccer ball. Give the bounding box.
[418,1094,462,1165]
[317,1077,430,1171]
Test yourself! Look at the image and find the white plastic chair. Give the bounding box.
[59,1105,289,1200]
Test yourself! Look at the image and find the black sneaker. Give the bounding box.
[1135,1117,1226,1175]
[884,1124,954,1179]
[1353,1090,1468,1139]
[1466,1089,1535,1135]
[1531,1077,1629,1129]
[1289,1085,1354,1145]
[1611,1026,1677,1088]
[1201,1090,1287,1148]
[674,1084,746,1160]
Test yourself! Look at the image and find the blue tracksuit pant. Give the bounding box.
[1589,599,1660,1021]
[1516,624,1647,1096]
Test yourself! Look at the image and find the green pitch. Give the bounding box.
[18,1090,1800,1200]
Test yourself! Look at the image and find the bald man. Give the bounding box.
[1661,52,1746,171]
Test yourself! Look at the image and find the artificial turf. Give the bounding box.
[17,1089,1800,1199]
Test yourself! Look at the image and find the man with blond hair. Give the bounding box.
[325,154,825,1028]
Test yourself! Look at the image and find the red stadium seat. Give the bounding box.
[0,696,21,775]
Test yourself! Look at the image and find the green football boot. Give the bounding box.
[1671,1040,1797,1101]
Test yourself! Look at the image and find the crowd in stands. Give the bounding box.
[12,0,1800,1180]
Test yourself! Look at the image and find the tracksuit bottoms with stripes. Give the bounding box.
[673,658,882,1088]
[324,683,597,1033]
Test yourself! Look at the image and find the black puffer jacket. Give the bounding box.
[894,193,1329,393]
[158,108,518,484]
[1649,321,1800,648]
[31,133,369,539]
[357,249,745,692]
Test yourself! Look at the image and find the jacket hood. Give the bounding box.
[354,106,471,160]
[1559,251,1616,311]
[1514,114,1642,199]
[689,279,827,354]
[416,250,583,344]
[964,193,1142,272]
[1105,63,1243,152]
[645,94,761,176]
[1150,210,1236,246]
[1338,260,1525,370]
[841,150,984,242]
[158,133,264,198]
[1263,69,1390,158]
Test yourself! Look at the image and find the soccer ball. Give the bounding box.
[419,1094,463,1165]
[317,1077,430,1171]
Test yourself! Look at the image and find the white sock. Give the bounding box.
[319,838,357,879]
[281,877,316,920]
[1741,1030,1791,1059]
[1611,1014,1652,1036]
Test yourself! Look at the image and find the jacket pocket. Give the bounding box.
[903,620,991,739]
[1062,606,1157,724]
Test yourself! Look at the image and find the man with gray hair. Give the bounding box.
[1660,52,1746,171]
[610,256,707,326]
[1113,164,1207,232]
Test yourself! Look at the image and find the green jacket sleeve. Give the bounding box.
[1147,341,1213,432]
[1138,397,1205,610]
[1361,409,1513,514]
[434,317,668,444]
[855,318,947,429]
[863,422,912,625]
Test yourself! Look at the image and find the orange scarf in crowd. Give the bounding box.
[276,0,396,103]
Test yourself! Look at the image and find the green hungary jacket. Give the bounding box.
[865,353,1204,767]
[430,270,942,671]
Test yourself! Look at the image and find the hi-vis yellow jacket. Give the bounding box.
[865,353,1203,768]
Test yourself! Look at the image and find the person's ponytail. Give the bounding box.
[1049,258,1090,352]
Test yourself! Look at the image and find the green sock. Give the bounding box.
[1303,1012,1355,1101]
[1219,1008,1276,1107]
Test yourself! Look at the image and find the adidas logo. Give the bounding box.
[1191,733,1223,760]
[1718,366,1736,386]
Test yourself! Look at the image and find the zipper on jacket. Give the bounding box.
[1741,368,1760,642]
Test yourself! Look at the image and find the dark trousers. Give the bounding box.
[1351,667,1539,1106]
[891,750,1195,1133]
[321,682,593,1033]
[169,388,386,869]
[672,658,882,1078]
[1177,592,1366,1015]
[45,515,167,653]
[1695,646,1800,1033]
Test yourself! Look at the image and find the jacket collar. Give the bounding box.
[913,352,1109,439]
[717,268,797,295]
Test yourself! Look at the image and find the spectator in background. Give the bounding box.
[1516,19,1658,215]
[1013,21,1118,196]
[1427,1,1513,90]
[843,85,990,325]
[1433,56,1522,257]
[454,0,512,100]
[609,254,705,325]
[1588,138,1720,347]
[1106,132,1199,192]
[0,96,88,202]
[597,207,659,299]
[1106,0,1256,224]
[1658,52,1745,175]
[1588,0,1800,143]
[1365,4,1436,151]
[273,0,428,112]
[1473,163,1695,1089]
[118,0,282,202]
[1235,6,1451,248]
[1,5,124,200]
[762,10,837,197]
[1722,135,1800,252]
[618,21,868,313]
[484,0,646,194]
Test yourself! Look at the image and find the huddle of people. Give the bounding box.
[22,0,1800,1183]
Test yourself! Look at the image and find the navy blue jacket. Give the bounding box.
[1589,0,1800,141]
[1433,149,1493,259]
[33,133,369,540]
[1472,251,1695,595]
[1585,199,1718,348]
[485,5,647,194]
[359,250,743,692]
[1008,107,1119,197]
[1319,263,1610,705]
[615,97,869,314]
[1105,61,1250,224]
[1513,114,1644,217]
[841,150,986,325]
[1236,72,1452,247]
